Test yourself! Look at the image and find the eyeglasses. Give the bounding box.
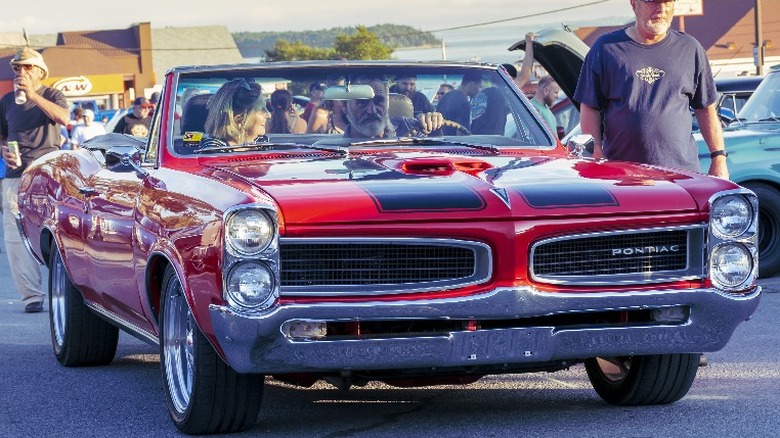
[11,64,35,73]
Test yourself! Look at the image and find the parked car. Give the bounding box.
[512,28,780,277]
[17,60,760,434]
[715,75,763,118]
[696,64,780,276]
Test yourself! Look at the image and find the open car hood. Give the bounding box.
[508,27,590,109]
[205,152,724,226]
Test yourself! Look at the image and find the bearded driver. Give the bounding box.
[344,77,443,139]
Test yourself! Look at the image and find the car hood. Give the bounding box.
[508,27,589,107]
[204,152,722,225]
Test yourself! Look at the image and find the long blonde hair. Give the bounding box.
[204,79,266,144]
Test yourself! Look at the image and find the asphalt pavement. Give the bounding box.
[0,226,778,437]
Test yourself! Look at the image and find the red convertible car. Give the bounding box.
[17,61,760,434]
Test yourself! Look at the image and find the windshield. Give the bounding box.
[168,64,554,156]
[736,72,780,122]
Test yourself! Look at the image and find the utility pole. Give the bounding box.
[755,0,764,76]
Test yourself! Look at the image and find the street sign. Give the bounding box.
[675,0,703,16]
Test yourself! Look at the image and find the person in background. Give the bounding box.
[512,32,537,91]
[70,109,106,149]
[436,72,482,135]
[389,74,434,115]
[113,96,153,137]
[149,92,160,113]
[0,47,69,313]
[266,89,307,134]
[301,83,324,122]
[201,78,269,148]
[530,75,560,135]
[432,83,453,108]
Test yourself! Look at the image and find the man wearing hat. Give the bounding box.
[113,96,153,137]
[0,47,69,313]
[70,109,106,149]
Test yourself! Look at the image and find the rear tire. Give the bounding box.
[585,354,699,405]
[159,265,264,434]
[49,244,118,366]
[742,183,780,278]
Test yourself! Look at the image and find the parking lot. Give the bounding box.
[1,225,778,437]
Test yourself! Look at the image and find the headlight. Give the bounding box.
[225,209,275,256]
[710,243,753,289]
[710,195,752,239]
[225,261,277,309]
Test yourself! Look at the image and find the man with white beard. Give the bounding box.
[344,77,443,139]
[574,0,727,180]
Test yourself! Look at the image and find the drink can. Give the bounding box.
[8,141,22,167]
[13,85,26,105]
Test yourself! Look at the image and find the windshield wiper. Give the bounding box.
[757,116,780,123]
[348,137,500,154]
[194,141,346,155]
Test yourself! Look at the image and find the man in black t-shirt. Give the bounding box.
[436,72,483,135]
[113,96,153,137]
[0,47,69,313]
[389,74,434,116]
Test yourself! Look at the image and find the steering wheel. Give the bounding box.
[442,119,471,135]
[406,118,472,137]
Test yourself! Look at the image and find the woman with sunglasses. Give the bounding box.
[202,79,269,147]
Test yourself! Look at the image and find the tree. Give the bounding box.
[333,26,393,60]
[264,40,335,61]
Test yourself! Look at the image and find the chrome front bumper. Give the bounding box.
[208,286,761,374]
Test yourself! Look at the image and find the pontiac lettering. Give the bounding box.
[611,245,680,256]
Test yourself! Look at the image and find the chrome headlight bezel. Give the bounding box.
[710,194,753,239]
[224,260,278,310]
[222,205,281,312]
[225,208,276,257]
[707,189,759,292]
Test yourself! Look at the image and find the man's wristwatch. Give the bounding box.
[710,150,728,159]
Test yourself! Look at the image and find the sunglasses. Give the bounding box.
[11,64,35,73]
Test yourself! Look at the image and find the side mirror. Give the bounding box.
[718,106,736,125]
[566,134,594,157]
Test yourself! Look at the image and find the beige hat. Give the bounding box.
[10,47,49,79]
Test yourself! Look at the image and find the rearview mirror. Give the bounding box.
[323,84,375,100]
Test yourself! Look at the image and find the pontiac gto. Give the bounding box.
[16,61,760,434]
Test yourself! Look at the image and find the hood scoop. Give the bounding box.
[384,157,493,176]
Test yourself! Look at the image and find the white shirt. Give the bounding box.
[70,122,106,146]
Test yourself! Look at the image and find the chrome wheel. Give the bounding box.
[593,356,631,383]
[162,275,194,414]
[50,254,68,349]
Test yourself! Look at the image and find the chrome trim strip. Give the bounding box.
[85,302,159,346]
[14,213,45,266]
[529,224,707,286]
[278,237,493,296]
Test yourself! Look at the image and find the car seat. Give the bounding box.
[180,93,213,133]
[388,93,414,119]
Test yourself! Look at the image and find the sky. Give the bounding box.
[1,0,635,36]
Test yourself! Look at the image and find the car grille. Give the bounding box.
[530,226,706,285]
[279,238,492,296]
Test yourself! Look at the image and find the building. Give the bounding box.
[574,0,779,78]
[0,23,243,113]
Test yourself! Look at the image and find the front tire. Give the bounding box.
[159,265,264,434]
[585,354,699,405]
[742,182,780,278]
[49,244,118,366]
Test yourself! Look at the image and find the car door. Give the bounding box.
[81,168,149,330]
